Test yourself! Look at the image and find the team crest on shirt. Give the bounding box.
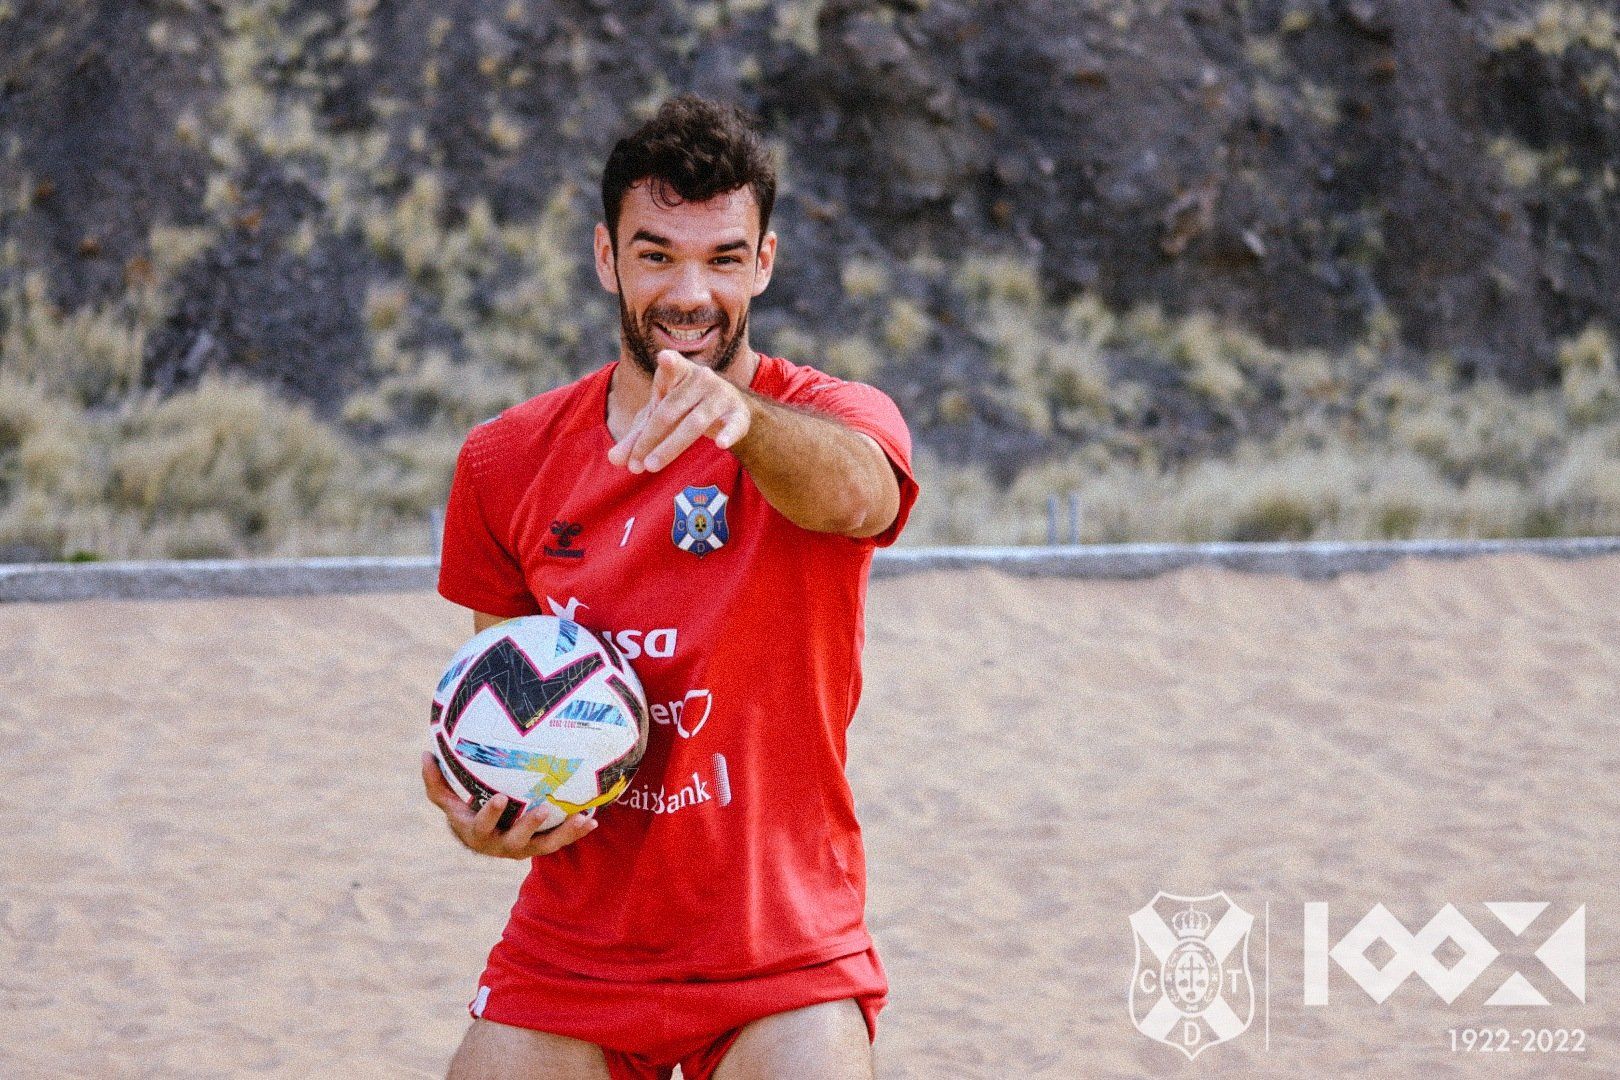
[672,485,729,556]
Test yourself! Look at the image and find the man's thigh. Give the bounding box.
[711,998,873,1080]
[447,1018,613,1080]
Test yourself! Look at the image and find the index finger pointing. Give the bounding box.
[653,350,688,395]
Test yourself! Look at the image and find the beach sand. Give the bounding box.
[1,554,1616,1077]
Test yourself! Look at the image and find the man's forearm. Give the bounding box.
[607,350,902,537]
[733,392,901,538]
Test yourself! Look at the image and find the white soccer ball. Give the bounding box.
[429,615,650,832]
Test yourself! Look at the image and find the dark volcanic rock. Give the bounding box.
[0,0,215,309]
[2,0,1617,435]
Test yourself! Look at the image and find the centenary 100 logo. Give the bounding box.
[1305,902,1586,1006]
[1129,892,1255,1060]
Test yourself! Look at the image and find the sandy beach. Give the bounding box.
[2,555,1616,1077]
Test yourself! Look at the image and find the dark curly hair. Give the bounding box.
[601,95,776,248]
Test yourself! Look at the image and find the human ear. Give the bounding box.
[751,230,777,297]
[593,222,619,295]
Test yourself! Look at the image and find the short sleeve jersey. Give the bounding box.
[437,354,919,980]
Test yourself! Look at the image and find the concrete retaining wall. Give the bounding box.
[866,536,1620,580]
[3,537,1618,603]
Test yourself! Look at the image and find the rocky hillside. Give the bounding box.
[1,0,1618,558]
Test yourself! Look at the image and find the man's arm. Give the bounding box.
[473,611,509,634]
[608,350,902,538]
[731,398,900,538]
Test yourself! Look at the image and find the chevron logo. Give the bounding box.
[445,637,604,737]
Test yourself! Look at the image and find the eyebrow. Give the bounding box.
[628,229,753,255]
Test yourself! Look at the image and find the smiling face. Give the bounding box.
[594,182,777,378]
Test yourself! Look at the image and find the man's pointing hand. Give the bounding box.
[608,350,753,473]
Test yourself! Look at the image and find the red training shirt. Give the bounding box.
[437,354,919,980]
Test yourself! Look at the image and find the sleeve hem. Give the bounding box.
[840,419,919,549]
[436,581,543,620]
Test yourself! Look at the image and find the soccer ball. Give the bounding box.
[430,615,650,832]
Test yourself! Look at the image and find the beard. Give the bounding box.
[617,290,749,378]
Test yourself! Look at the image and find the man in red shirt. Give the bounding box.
[424,95,919,1080]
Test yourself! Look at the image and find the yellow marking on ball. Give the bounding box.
[549,774,631,814]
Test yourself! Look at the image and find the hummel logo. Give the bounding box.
[545,520,585,559]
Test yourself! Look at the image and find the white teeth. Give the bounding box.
[664,326,710,343]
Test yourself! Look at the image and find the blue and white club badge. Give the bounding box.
[672,485,729,556]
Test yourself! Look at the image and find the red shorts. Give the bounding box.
[470,942,887,1080]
